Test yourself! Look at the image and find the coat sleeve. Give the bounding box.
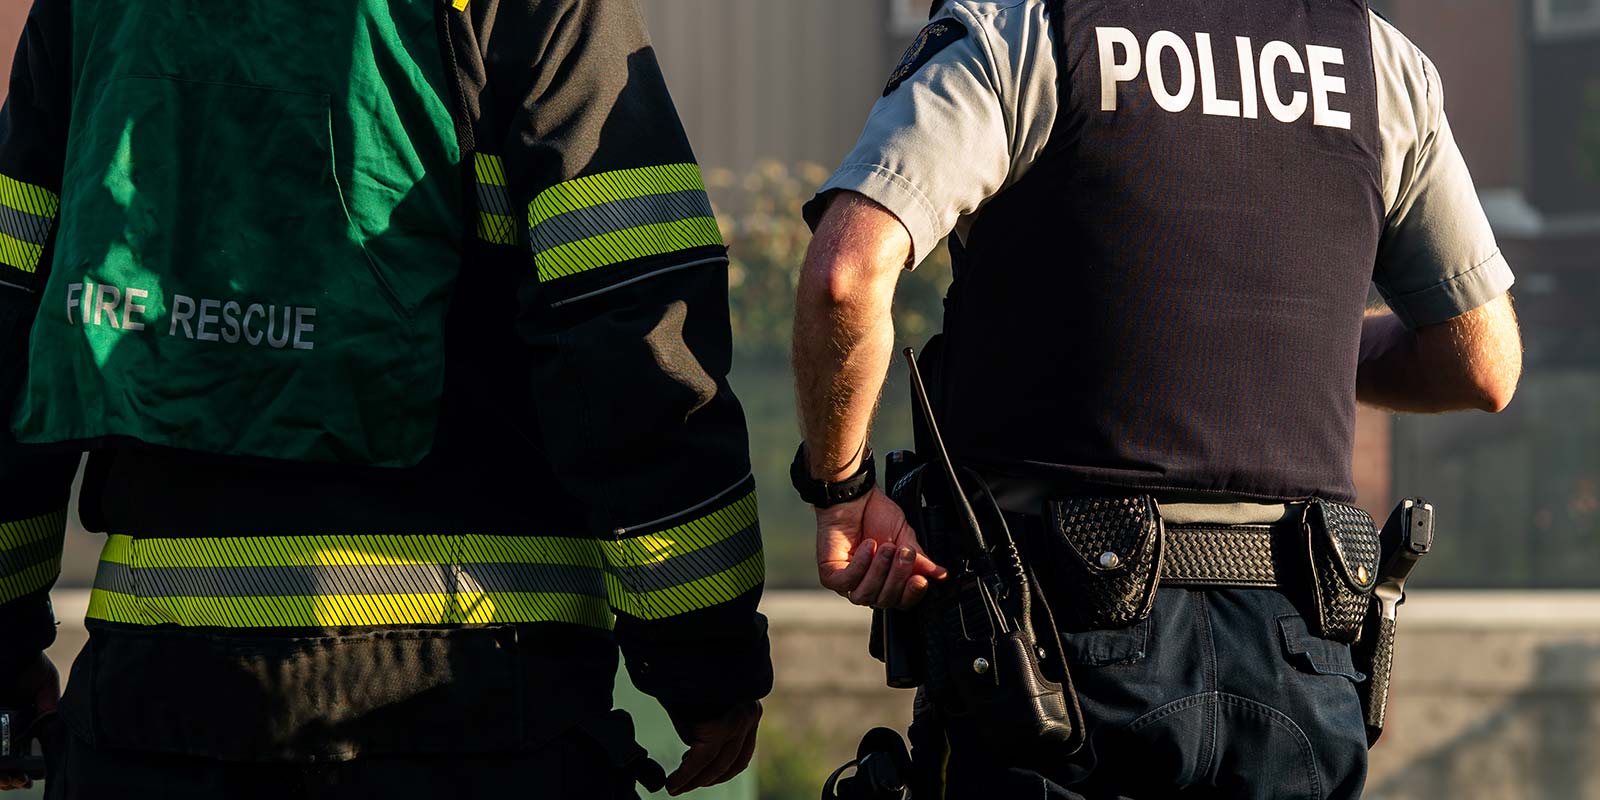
[466,0,771,719]
[0,0,85,683]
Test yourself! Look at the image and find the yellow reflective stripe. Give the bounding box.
[0,558,60,604]
[603,491,759,568]
[99,531,134,566]
[86,589,614,628]
[101,533,604,570]
[0,510,65,550]
[530,163,706,226]
[473,153,507,187]
[476,212,517,245]
[88,532,615,628]
[535,216,721,282]
[0,231,43,273]
[0,509,67,604]
[87,588,149,624]
[474,153,517,246]
[602,490,762,619]
[0,174,59,219]
[605,550,764,621]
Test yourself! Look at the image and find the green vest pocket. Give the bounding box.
[17,6,462,468]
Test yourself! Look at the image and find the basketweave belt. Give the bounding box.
[1158,519,1301,589]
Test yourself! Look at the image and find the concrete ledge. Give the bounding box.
[43,589,1600,798]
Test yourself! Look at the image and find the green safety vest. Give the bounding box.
[13,0,463,466]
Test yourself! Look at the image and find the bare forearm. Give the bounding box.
[1357,294,1522,413]
[792,194,911,480]
[794,286,895,479]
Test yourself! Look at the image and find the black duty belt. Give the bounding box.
[1159,519,1300,589]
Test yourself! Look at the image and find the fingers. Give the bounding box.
[873,545,919,608]
[0,773,31,791]
[666,739,724,796]
[819,539,876,595]
[911,550,948,580]
[713,721,759,786]
[677,735,743,794]
[848,542,898,605]
[897,574,932,609]
[665,705,761,796]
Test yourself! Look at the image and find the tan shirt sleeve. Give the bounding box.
[803,1,1057,268]
[1370,12,1515,329]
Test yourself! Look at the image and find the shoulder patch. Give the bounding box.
[883,18,969,97]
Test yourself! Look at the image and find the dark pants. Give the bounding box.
[912,587,1369,800]
[40,730,639,800]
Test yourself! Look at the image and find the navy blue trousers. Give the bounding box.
[912,587,1369,799]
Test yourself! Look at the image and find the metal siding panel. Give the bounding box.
[639,0,896,172]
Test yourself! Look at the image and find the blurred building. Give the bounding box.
[1373,0,1600,587]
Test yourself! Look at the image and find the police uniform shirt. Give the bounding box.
[807,0,1515,331]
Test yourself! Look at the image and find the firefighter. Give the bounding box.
[0,1,769,797]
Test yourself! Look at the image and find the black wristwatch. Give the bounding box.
[790,444,877,508]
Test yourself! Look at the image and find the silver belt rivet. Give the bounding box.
[1099,551,1122,569]
[972,657,991,675]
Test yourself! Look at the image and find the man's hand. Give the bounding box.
[817,487,947,609]
[0,653,60,792]
[664,701,761,796]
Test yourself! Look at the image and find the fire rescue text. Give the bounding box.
[65,283,317,351]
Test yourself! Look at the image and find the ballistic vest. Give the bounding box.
[937,0,1383,501]
[13,0,463,466]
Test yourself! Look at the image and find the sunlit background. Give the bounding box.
[6,0,1600,797]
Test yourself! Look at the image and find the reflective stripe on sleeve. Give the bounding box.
[0,509,67,604]
[473,153,518,246]
[87,532,615,629]
[602,488,764,620]
[0,174,59,273]
[529,163,723,282]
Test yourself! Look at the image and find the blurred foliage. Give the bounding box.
[755,723,838,800]
[708,161,954,588]
[707,160,953,362]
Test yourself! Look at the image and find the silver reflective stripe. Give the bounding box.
[93,559,137,595]
[476,182,514,218]
[606,522,761,593]
[531,190,714,253]
[0,204,50,246]
[0,535,58,579]
[95,561,608,599]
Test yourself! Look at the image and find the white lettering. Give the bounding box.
[1306,45,1351,130]
[1236,37,1259,119]
[1196,34,1239,118]
[1097,27,1141,112]
[122,288,147,331]
[266,306,291,349]
[1146,31,1196,113]
[94,285,121,329]
[66,283,82,324]
[169,294,196,338]
[221,301,242,344]
[243,304,265,346]
[196,298,221,342]
[292,308,316,351]
[1097,32,1350,128]
[1260,41,1308,123]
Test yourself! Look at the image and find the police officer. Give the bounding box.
[0,0,768,797]
[792,0,1522,797]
